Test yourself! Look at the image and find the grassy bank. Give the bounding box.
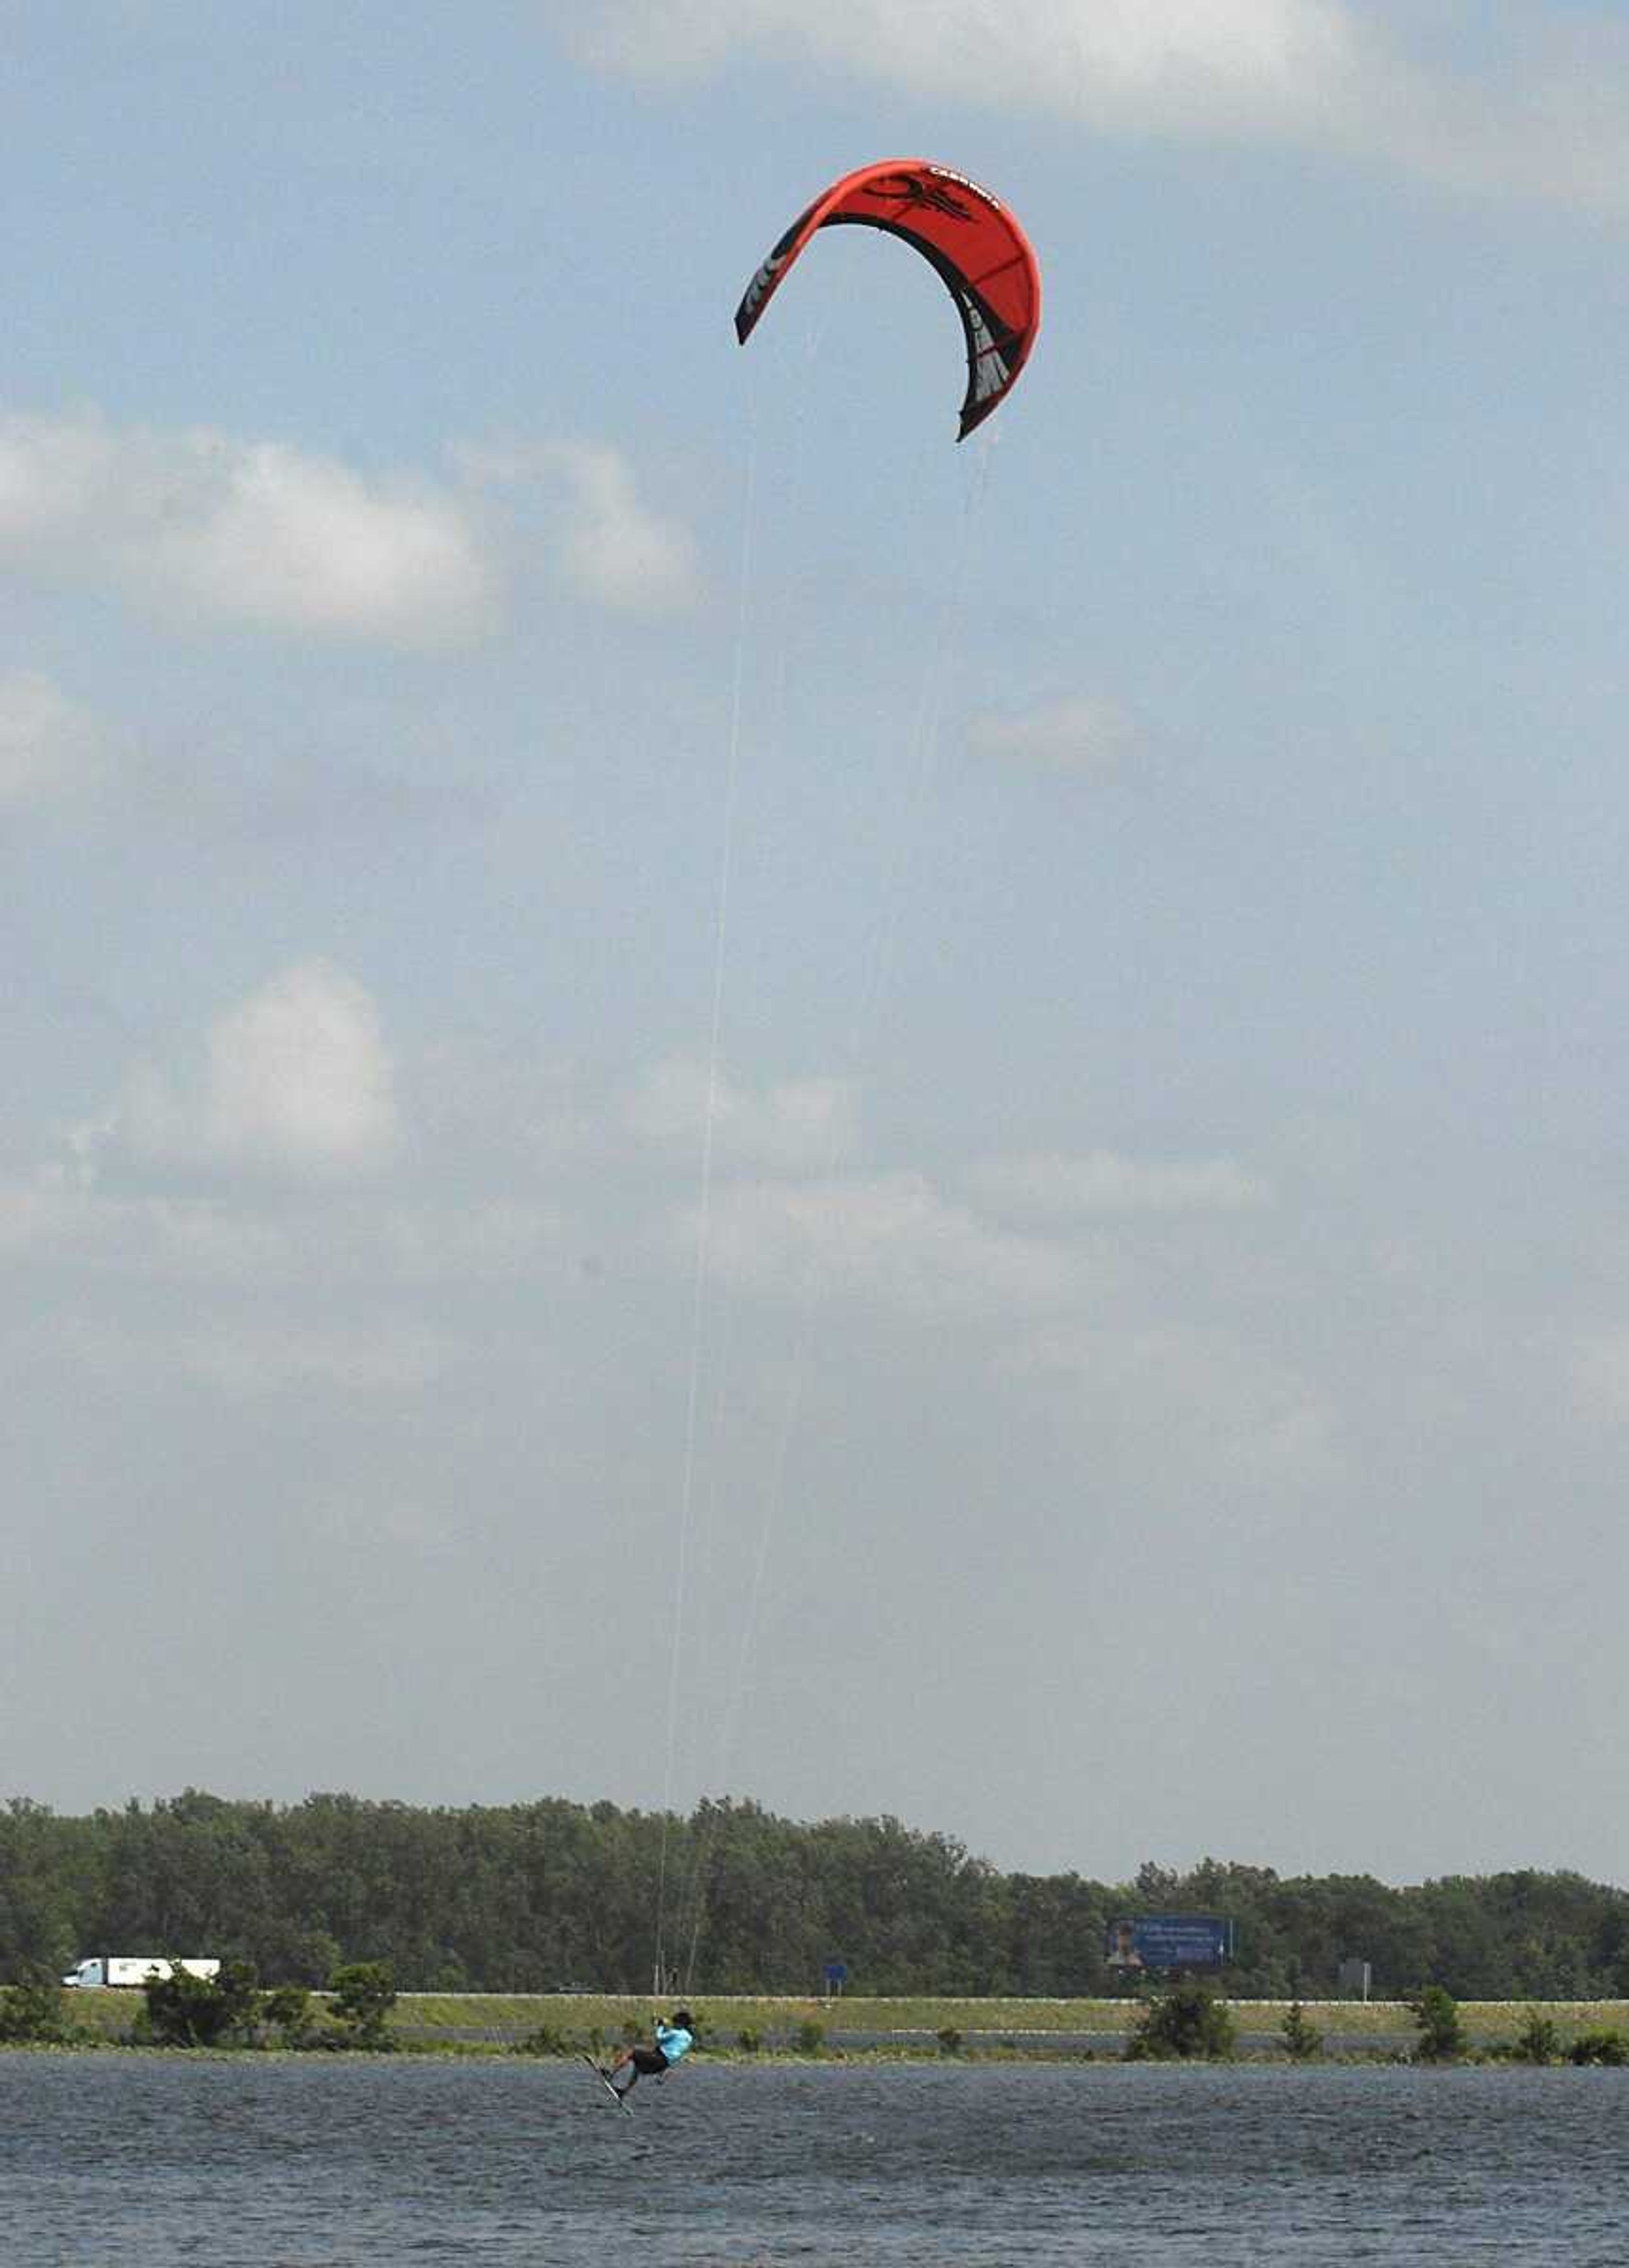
[49,1991,1629,2053]
[392,1993,1629,2050]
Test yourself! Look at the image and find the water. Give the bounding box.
[5,2054,1626,2265]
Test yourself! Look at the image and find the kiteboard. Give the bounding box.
[582,2053,632,2113]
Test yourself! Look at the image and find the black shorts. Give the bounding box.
[630,2047,669,2076]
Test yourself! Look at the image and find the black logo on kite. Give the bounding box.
[861,171,977,223]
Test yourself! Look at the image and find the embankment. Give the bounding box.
[58,1990,1629,2055]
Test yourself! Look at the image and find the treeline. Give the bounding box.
[4,1790,1629,2000]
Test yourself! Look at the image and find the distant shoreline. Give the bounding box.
[35,1991,1629,2061]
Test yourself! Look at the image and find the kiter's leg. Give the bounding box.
[615,2046,665,2097]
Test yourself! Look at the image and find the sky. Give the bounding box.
[4,0,1628,1891]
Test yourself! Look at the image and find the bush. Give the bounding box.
[138,1960,260,2048]
[252,1987,313,2059]
[1511,2010,1561,2065]
[1125,1981,1237,2061]
[1567,2029,1628,2066]
[327,1962,397,2049]
[1280,2002,1323,2061]
[0,1971,74,2045]
[792,2019,825,2057]
[260,1985,315,2047]
[517,2024,571,2055]
[936,2025,965,2055]
[1410,1985,1465,2064]
[735,2027,762,2053]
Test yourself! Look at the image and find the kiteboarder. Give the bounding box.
[603,2009,694,2100]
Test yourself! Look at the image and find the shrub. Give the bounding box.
[517,2023,570,2055]
[792,2019,825,2057]
[0,1971,74,2045]
[327,1962,397,2050]
[139,1960,260,2048]
[1125,1981,1237,2061]
[1567,2029,1628,2066]
[936,2025,965,2055]
[1511,2010,1560,2065]
[1280,2002,1323,2061]
[260,1985,315,2047]
[735,2027,762,2053]
[1410,1985,1465,2063]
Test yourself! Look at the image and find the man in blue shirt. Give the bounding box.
[605,2009,694,2100]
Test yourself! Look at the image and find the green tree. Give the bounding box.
[260,1984,314,2046]
[327,1960,397,2048]
[138,1959,260,2048]
[1126,1980,1237,2061]
[1410,1984,1465,2062]
[15,1786,1629,2001]
[0,1967,74,2044]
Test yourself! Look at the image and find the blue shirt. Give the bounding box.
[655,2021,693,2065]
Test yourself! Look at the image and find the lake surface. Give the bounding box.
[5,2053,1626,2265]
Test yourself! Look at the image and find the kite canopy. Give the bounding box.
[733,160,1041,440]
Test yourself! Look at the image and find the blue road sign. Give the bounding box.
[1105,1915,1234,1971]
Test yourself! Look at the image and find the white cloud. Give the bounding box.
[0,409,493,643]
[0,668,101,806]
[370,1199,564,1283]
[462,437,701,613]
[1571,1332,1629,1425]
[546,1,1629,216]
[0,1182,297,1280]
[968,697,1138,779]
[23,1309,462,1401]
[120,961,401,1181]
[692,1169,1074,1319]
[1009,1319,1338,1488]
[0,1176,562,1292]
[313,1490,463,1557]
[630,1056,859,1172]
[556,0,1353,126]
[548,442,700,612]
[176,1319,458,1397]
[971,1148,1269,1217]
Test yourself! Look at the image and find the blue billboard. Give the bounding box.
[1105,1915,1235,1971]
